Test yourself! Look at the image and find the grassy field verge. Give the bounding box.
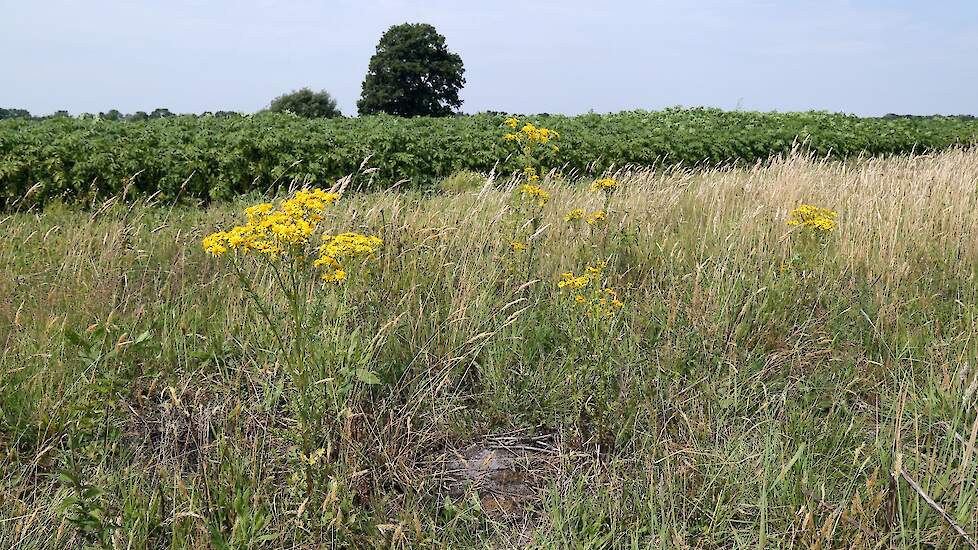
[1,151,977,548]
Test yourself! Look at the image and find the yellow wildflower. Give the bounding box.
[586,261,607,275]
[511,241,528,252]
[321,269,347,284]
[564,208,585,222]
[203,188,346,259]
[787,204,838,233]
[317,233,383,260]
[590,178,618,193]
[313,233,382,285]
[203,232,229,256]
[504,117,519,129]
[558,268,624,316]
[585,211,606,225]
[244,203,274,222]
[558,272,590,290]
[519,184,550,207]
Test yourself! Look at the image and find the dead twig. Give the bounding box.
[899,469,978,549]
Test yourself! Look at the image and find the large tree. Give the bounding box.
[357,23,465,117]
[268,88,341,118]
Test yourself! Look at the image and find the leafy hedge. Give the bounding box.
[2,109,977,207]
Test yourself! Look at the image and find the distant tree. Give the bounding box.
[129,111,149,121]
[268,88,341,118]
[357,23,465,117]
[149,108,174,119]
[99,109,122,121]
[50,110,70,118]
[0,108,31,120]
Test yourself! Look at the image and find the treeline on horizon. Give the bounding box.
[2,106,977,121]
[3,108,978,209]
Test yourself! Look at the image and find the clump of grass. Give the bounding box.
[438,170,486,195]
[1,150,977,547]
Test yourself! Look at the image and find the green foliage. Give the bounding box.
[98,109,122,121]
[268,87,342,118]
[0,108,31,120]
[358,23,465,116]
[2,109,978,208]
[149,108,174,118]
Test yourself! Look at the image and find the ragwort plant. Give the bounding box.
[565,176,620,255]
[501,117,559,280]
[782,203,838,277]
[202,188,383,514]
[556,259,627,446]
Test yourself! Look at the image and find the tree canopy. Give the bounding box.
[269,88,342,118]
[358,23,465,117]
[0,108,31,120]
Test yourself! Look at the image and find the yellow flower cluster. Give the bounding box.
[564,209,606,225]
[564,208,585,222]
[558,272,590,290]
[503,117,559,146]
[590,178,618,193]
[787,204,838,233]
[523,166,540,182]
[203,189,339,258]
[585,211,606,225]
[202,189,382,285]
[511,241,528,252]
[519,184,551,208]
[557,261,623,316]
[314,233,383,283]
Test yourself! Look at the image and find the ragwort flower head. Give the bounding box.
[557,265,624,317]
[314,233,383,284]
[519,184,550,208]
[202,188,340,259]
[558,272,590,290]
[585,210,607,225]
[787,204,838,234]
[203,232,230,256]
[501,118,559,147]
[564,208,585,222]
[590,178,618,193]
[585,261,607,275]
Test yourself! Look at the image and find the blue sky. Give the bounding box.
[4,0,977,116]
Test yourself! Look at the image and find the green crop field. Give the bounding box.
[3,109,978,208]
[2,137,977,547]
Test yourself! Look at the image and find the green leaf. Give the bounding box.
[355,368,380,385]
[63,328,88,349]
